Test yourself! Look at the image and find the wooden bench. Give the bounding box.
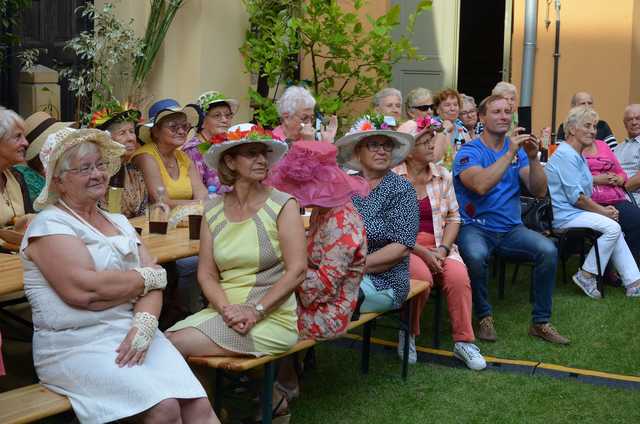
[0,384,71,424]
[188,279,429,424]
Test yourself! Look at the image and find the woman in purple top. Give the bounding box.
[582,138,640,261]
[182,91,238,193]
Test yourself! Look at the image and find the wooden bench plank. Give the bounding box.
[188,280,429,372]
[0,384,71,424]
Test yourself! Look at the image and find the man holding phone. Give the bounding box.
[452,94,569,345]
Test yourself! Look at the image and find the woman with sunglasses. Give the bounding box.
[336,115,418,313]
[132,99,207,208]
[400,88,449,163]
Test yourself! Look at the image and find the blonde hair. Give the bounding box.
[564,106,599,137]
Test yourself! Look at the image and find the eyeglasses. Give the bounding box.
[207,112,234,121]
[412,104,434,112]
[293,114,314,124]
[163,123,193,134]
[237,148,272,159]
[65,161,108,176]
[460,109,477,116]
[366,140,394,153]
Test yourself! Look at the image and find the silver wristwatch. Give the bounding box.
[253,303,265,318]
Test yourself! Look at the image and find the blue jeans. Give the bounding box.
[457,224,557,324]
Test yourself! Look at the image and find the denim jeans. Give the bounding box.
[457,224,558,323]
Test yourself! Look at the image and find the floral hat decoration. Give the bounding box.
[335,113,414,171]
[34,127,125,211]
[88,100,142,131]
[203,123,288,170]
[197,90,239,114]
[397,114,444,141]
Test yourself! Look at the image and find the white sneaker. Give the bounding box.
[572,271,602,299]
[453,342,487,371]
[397,330,417,364]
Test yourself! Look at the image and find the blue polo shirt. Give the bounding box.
[453,137,529,232]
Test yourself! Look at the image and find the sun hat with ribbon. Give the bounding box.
[268,140,369,208]
[335,114,414,171]
[197,90,239,114]
[397,115,444,141]
[203,123,288,170]
[33,127,126,211]
[88,100,142,131]
[24,112,76,161]
[137,98,200,144]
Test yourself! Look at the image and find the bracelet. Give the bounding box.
[133,267,167,296]
[131,312,158,351]
[439,245,451,256]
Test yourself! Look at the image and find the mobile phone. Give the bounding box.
[517,106,532,135]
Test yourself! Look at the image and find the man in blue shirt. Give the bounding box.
[453,95,568,345]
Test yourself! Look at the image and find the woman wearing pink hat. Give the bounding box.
[268,140,369,400]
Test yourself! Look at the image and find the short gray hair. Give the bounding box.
[564,106,599,136]
[373,87,402,107]
[405,87,432,114]
[460,94,477,108]
[277,86,316,117]
[491,81,517,97]
[54,142,100,178]
[0,107,25,143]
[570,91,593,107]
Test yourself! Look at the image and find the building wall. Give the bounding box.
[511,0,636,140]
[97,0,251,121]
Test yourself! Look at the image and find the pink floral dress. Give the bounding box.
[297,202,367,340]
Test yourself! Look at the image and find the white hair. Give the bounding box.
[405,87,432,114]
[55,142,100,178]
[491,81,517,97]
[374,87,402,107]
[460,94,477,108]
[277,86,316,117]
[564,106,599,136]
[0,107,25,142]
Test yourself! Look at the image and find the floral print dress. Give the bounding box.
[297,202,367,340]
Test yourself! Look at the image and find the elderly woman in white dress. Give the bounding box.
[20,127,218,423]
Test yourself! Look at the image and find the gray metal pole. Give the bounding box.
[520,0,538,107]
[550,0,562,142]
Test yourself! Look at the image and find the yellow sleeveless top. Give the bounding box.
[131,143,193,200]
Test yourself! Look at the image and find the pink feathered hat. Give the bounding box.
[268,141,369,208]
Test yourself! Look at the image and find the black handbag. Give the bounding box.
[520,196,553,234]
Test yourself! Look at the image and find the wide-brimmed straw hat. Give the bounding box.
[88,100,142,131]
[34,127,125,211]
[137,98,200,144]
[197,90,239,114]
[24,112,76,161]
[268,140,369,208]
[335,114,414,171]
[204,123,288,170]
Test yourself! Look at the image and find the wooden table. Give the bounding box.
[0,212,311,298]
[0,218,200,298]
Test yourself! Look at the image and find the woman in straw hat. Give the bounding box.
[335,114,418,314]
[395,116,486,370]
[20,127,217,423]
[268,139,369,401]
[19,111,75,200]
[132,98,207,208]
[167,124,306,421]
[182,90,239,192]
[89,100,147,218]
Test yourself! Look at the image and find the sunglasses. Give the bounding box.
[412,104,434,112]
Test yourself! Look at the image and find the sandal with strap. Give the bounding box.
[245,390,291,424]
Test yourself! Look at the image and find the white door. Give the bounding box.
[391,0,461,95]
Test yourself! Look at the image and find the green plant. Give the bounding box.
[241,0,431,125]
[0,0,33,67]
[132,0,185,96]
[59,2,144,123]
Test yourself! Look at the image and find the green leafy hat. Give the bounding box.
[197,90,239,114]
